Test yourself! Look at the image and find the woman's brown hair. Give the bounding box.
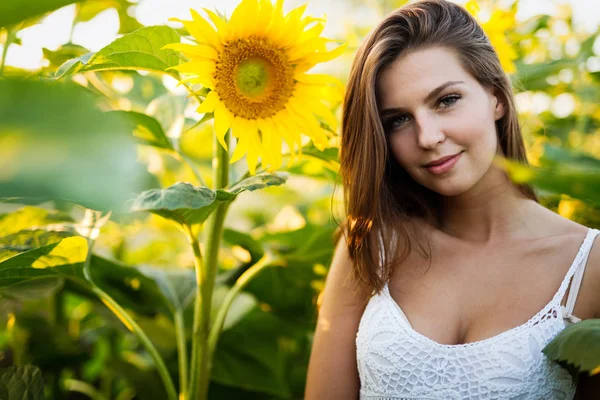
[339,0,537,294]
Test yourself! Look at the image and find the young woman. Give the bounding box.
[305,0,600,398]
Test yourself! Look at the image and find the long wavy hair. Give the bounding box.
[339,0,537,294]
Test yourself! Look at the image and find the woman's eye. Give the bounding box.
[384,115,409,132]
[438,94,460,108]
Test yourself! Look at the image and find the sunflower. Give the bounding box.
[164,0,345,174]
[465,1,518,74]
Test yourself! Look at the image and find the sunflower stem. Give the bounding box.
[206,254,281,361]
[82,239,177,400]
[188,130,230,400]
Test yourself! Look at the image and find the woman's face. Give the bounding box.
[377,46,505,196]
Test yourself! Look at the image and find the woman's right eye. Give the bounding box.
[384,115,410,132]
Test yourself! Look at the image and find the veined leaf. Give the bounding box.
[543,319,600,375]
[0,365,45,400]
[109,111,174,151]
[0,237,166,317]
[500,148,600,205]
[131,173,288,225]
[138,266,196,313]
[53,26,180,79]
[0,80,150,213]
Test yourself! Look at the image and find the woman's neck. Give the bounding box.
[435,167,536,243]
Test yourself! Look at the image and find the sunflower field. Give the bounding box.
[1,0,600,399]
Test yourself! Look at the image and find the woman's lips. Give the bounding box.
[423,152,462,175]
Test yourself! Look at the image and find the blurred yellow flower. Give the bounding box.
[465,0,517,74]
[164,0,345,174]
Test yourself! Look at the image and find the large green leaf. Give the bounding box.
[212,308,292,397]
[501,147,600,205]
[0,207,74,238]
[11,313,88,371]
[543,319,600,375]
[0,80,150,213]
[0,365,45,400]
[130,183,225,226]
[131,173,288,225]
[0,277,64,300]
[0,0,83,28]
[109,111,174,151]
[137,266,196,314]
[246,225,336,319]
[53,26,180,79]
[228,173,287,195]
[145,93,187,142]
[513,59,579,91]
[0,237,166,317]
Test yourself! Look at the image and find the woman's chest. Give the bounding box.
[386,236,582,346]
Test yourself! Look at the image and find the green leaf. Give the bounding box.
[0,80,150,213]
[513,59,579,91]
[0,207,74,238]
[0,237,165,317]
[131,173,287,225]
[501,149,600,205]
[228,173,288,195]
[223,229,264,265]
[543,319,600,375]
[146,93,187,141]
[0,0,83,28]
[53,26,180,79]
[137,266,196,313]
[0,277,64,300]
[42,44,89,69]
[212,308,292,397]
[10,314,88,371]
[109,111,174,151]
[130,182,224,226]
[0,365,45,400]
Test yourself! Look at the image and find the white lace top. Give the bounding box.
[356,227,599,400]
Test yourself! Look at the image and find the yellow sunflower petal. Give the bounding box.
[286,101,329,149]
[294,73,342,86]
[169,59,215,74]
[201,8,227,34]
[213,100,233,150]
[162,43,218,60]
[228,0,259,39]
[259,118,283,170]
[296,91,338,131]
[196,91,218,114]
[189,9,221,49]
[297,43,347,72]
[254,0,274,37]
[287,37,329,61]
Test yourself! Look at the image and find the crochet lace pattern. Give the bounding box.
[356,228,599,400]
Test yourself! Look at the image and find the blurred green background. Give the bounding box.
[1,0,600,399]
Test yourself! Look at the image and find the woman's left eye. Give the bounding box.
[438,94,461,108]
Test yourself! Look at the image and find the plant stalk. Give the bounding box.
[82,239,177,400]
[188,130,230,400]
[207,254,280,361]
[174,308,189,400]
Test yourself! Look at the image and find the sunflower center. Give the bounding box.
[235,58,272,98]
[215,37,294,120]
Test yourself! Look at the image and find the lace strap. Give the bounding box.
[557,228,599,314]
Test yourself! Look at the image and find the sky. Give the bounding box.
[2,0,600,70]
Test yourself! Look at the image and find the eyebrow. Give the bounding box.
[379,80,465,118]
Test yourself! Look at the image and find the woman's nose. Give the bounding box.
[416,114,446,150]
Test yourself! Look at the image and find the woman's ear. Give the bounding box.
[492,90,506,121]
